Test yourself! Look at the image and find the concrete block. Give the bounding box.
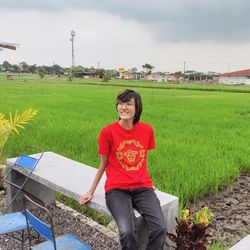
[0,164,6,188]
[229,235,250,250]
[5,164,55,212]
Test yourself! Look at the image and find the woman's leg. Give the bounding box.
[106,189,138,250]
[132,188,167,250]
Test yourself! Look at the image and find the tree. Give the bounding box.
[142,63,154,75]
[28,64,37,74]
[102,71,111,82]
[37,67,45,79]
[43,66,52,75]
[130,67,137,73]
[65,68,73,81]
[95,68,105,78]
[52,64,64,77]
[12,64,20,73]
[2,61,12,72]
[174,71,182,77]
[19,62,29,72]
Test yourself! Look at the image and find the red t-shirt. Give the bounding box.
[98,121,155,192]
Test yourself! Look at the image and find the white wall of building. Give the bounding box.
[219,76,250,85]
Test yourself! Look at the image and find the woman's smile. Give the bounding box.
[117,98,136,121]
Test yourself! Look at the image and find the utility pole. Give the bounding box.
[183,61,186,82]
[96,61,100,79]
[70,30,76,67]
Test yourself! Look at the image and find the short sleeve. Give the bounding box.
[98,127,110,155]
[148,126,155,150]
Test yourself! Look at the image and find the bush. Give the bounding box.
[167,207,214,250]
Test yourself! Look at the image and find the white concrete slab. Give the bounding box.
[7,151,179,250]
[7,151,178,217]
[229,235,250,250]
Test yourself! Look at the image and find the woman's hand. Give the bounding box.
[79,191,93,205]
[79,155,107,205]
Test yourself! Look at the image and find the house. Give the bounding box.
[167,75,178,82]
[219,69,250,85]
[118,70,146,80]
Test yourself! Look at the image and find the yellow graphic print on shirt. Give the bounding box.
[116,140,146,171]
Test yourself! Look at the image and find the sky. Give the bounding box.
[1,0,250,73]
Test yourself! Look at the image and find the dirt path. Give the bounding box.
[190,172,250,248]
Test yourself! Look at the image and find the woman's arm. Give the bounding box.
[79,154,108,205]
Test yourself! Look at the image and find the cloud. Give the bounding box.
[0,9,155,68]
[1,0,250,43]
[1,1,250,73]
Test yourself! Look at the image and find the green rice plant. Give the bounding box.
[0,77,249,204]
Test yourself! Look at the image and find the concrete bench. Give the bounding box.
[6,151,178,250]
[229,235,250,250]
[0,165,6,188]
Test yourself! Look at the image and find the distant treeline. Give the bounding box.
[0,60,118,79]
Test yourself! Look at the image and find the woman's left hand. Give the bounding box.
[79,192,93,205]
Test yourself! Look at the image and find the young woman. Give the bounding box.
[79,89,166,250]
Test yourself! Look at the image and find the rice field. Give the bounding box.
[1,76,250,205]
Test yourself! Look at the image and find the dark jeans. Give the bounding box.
[105,188,166,250]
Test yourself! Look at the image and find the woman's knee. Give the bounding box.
[150,222,167,236]
[119,227,135,240]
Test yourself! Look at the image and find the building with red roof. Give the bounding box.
[219,69,250,85]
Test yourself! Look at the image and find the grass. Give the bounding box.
[208,242,228,250]
[56,193,112,225]
[1,76,249,248]
[2,73,250,93]
[1,76,250,206]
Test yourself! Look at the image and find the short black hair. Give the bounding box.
[116,89,142,124]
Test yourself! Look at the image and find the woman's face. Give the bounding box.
[116,97,136,122]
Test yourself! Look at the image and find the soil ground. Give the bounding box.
[190,172,250,248]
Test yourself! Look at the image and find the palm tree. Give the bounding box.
[0,108,37,162]
[142,63,154,75]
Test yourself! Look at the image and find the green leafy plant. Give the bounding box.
[0,108,38,162]
[167,207,214,250]
[102,71,111,82]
